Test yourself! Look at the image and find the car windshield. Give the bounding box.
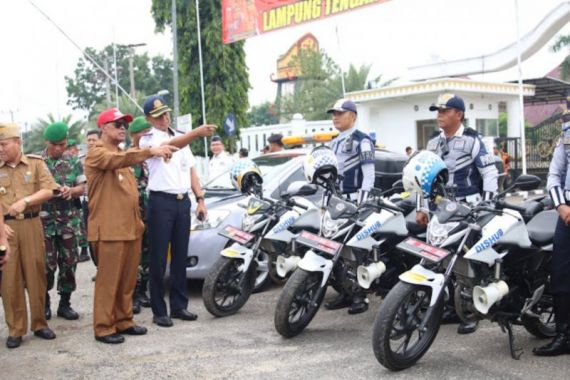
[203,154,301,190]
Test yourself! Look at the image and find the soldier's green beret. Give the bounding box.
[43,122,68,143]
[67,138,77,147]
[128,116,151,134]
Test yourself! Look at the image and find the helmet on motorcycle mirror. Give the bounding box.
[229,159,263,194]
[303,145,338,184]
[402,150,448,198]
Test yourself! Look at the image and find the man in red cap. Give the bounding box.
[85,108,178,344]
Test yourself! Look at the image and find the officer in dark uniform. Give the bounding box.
[534,111,570,356]
[417,93,498,335]
[324,98,375,314]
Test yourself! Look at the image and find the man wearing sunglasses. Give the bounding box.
[85,108,178,344]
[417,93,498,335]
[139,95,216,328]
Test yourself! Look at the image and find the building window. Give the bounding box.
[416,120,438,149]
[476,119,499,137]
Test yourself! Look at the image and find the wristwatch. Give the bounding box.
[23,197,31,207]
[196,195,205,202]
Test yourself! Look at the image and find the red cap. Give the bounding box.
[96,108,134,128]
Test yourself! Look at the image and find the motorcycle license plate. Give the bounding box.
[397,237,450,263]
[219,225,255,245]
[296,231,342,256]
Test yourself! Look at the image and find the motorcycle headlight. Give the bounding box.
[242,213,263,231]
[427,215,459,247]
[191,209,231,231]
[322,211,346,238]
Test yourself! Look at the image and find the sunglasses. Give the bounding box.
[106,120,128,129]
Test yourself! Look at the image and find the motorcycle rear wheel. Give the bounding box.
[274,269,325,338]
[372,282,443,371]
[202,257,256,317]
[521,296,556,339]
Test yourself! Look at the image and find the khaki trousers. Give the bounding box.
[93,239,141,337]
[1,218,48,337]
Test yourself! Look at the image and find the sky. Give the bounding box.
[2,0,570,129]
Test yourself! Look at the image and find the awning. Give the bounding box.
[511,76,570,105]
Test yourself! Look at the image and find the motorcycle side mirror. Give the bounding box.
[512,174,541,191]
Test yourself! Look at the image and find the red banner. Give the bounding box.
[222,0,391,44]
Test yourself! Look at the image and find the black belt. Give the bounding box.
[149,191,189,201]
[5,212,40,221]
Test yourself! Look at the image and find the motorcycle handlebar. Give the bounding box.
[287,199,309,210]
[495,200,528,214]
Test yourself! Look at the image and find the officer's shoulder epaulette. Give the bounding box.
[463,127,478,137]
[26,154,43,160]
[352,129,369,140]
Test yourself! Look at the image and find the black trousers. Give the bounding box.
[148,193,191,317]
[552,217,570,295]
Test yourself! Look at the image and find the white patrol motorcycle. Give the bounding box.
[372,174,557,371]
[202,180,318,317]
[273,182,423,338]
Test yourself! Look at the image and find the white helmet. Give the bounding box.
[229,159,263,194]
[402,150,448,198]
[303,146,338,184]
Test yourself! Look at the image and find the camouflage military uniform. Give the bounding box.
[134,162,150,287]
[40,149,85,294]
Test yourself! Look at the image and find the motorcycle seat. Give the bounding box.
[527,210,557,246]
[519,200,544,223]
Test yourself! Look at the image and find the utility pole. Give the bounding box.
[171,0,180,126]
[103,58,112,106]
[125,43,146,99]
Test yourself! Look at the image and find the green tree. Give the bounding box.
[247,102,279,126]
[279,49,396,121]
[23,114,86,154]
[151,0,250,155]
[65,45,173,116]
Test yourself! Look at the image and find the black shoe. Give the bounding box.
[325,293,352,310]
[78,253,90,263]
[119,325,147,335]
[441,309,461,324]
[57,304,79,320]
[457,321,479,334]
[6,336,22,349]
[533,333,570,356]
[171,309,198,321]
[95,333,125,344]
[133,299,141,315]
[33,328,56,340]
[153,315,173,327]
[348,297,369,315]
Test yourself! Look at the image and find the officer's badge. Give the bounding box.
[0,187,6,195]
[24,171,32,183]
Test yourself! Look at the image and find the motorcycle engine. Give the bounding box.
[453,276,481,323]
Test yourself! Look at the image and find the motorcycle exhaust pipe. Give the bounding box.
[357,262,386,289]
[473,280,509,314]
[276,255,300,278]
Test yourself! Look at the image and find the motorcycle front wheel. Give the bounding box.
[202,257,256,317]
[372,282,443,371]
[274,269,325,338]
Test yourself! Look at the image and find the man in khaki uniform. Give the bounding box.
[85,108,177,344]
[0,123,59,349]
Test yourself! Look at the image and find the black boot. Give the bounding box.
[57,293,79,320]
[457,320,479,334]
[348,296,369,315]
[325,292,352,310]
[133,297,141,315]
[136,280,151,308]
[533,294,570,356]
[78,247,90,263]
[45,293,51,320]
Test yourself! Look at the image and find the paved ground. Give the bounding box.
[1,258,569,380]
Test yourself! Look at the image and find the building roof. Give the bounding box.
[347,77,535,103]
[510,76,570,105]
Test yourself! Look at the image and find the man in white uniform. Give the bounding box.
[208,135,234,181]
